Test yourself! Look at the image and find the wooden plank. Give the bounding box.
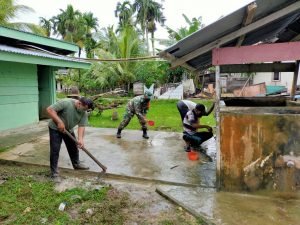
[171,1,300,68]
[0,102,38,131]
[0,86,38,95]
[220,63,296,73]
[290,61,300,100]
[215,65,221,190]
[236,3,257,46]
[0,95,38,105]
[213,42,300,65]
[0,78,38,86]
[155,187,216,225]
[159,51,197,71]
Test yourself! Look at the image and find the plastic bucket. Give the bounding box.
[147,120,155,126]
[187,151,199,161]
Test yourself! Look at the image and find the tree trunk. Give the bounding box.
[151,31,155,56]
[146,27,150,54]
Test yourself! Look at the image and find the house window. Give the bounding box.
[272,72,280,81]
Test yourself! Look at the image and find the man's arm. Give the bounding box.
[46,107,65,132]
[205,102,215,116]
[192,122,213,132]
[77,126,85,148]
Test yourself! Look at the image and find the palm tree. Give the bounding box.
[146,1,165,55]
[133,0,150,48]
[82,12,99,58]
[51,5,82,41]
[87,25,144,90]
[0,0,45,35]
[39,17,52,37]
[166,14,204,41]
[115,1,134,30]
[157,14,205,49]
[133,0,165,55]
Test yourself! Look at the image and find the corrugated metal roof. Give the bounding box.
[0,26,79,55]
[0,44,88,64]
[160,0,300,71]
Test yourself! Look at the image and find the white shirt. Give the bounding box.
[182,100,196,110]
[183,110,197,135]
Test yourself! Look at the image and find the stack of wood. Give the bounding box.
[94,102,123,115]
[90,89,126,101]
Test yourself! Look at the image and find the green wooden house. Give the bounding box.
[0,26,90,131]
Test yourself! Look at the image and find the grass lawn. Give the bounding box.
[0,166,129,225]
[0,164,204,225]
[89,99,215,132]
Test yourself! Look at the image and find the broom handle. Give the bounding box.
[64,130,107,172]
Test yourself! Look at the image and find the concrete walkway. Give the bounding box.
[156,185,300,225]
[1,125,300,224]
[0,126,216,187]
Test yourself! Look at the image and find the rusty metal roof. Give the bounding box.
[160,0,300,71]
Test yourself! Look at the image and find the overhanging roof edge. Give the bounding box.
[0,50,90,69]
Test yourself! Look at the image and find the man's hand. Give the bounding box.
[77,139,84,149]
[207,126,213,133]
[57,122,65,133]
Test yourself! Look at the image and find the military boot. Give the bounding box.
[142,128,149,139]
[116,129,122,138]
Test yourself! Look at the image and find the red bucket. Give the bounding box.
[147,120,155,126]
[187,151,199,161]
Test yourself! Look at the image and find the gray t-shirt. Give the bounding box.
[48,98,88,132]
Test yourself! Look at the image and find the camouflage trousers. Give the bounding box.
[118,106,147,130]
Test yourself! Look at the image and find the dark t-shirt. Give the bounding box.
[48,98,88,132]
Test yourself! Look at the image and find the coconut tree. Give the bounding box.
[0,0,45,34]
[115,1,134,30]
[133,0,149,50]
[39,17,52,37]
[82,12,99,58]
[167,14,204,41]
[51,5,82,41]
[86,25,144,90]
[146,0,165,55]
[133,0,165,55]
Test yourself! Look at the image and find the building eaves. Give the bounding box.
[0,44,90,69]
[160,0,300,71]
[0,26,79,55]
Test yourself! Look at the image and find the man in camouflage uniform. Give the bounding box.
[116,90,152,139]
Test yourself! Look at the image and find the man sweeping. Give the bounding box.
[116,90,153,139]
[47,97,94,181]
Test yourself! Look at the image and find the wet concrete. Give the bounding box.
[0,127,216,187]
[157,185,300,225]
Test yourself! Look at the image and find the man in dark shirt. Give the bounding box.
[47,97,94,181]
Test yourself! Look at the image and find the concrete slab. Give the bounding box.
[0,127,216,187]
[157,185,300,225]
[0,120,49,148]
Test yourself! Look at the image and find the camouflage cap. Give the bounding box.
[144,90,153,98]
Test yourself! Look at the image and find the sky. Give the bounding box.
[16,0,254,40]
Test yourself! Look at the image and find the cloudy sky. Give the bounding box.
[17,0,253,39]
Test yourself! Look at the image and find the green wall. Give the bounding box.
[0,61,39,131]
[38,66,56,119]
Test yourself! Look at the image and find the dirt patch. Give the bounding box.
[0,163,201,225]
